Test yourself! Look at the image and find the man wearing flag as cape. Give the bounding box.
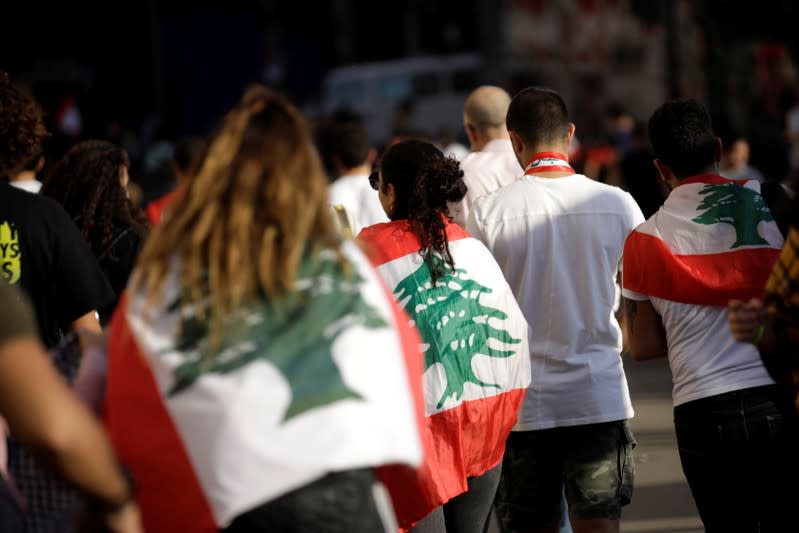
[622,98,799,532]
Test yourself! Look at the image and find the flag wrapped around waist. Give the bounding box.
[103,242,426,533]
[360,220,531,530]
[623,174,784,305]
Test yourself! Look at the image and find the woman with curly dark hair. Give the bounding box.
[358,139,531,532]
[42,140,149,324]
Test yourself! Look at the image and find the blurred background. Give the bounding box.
[3,0,799,202]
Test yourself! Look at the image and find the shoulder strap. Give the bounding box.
[98,226,135,262]
[333,204,354,239]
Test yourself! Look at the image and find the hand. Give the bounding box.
[103,501,143,533]
[727,298,764,343]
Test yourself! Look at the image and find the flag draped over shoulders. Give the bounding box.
[623,175,784,305]
[360,220,531,530]
[103,241,426,533]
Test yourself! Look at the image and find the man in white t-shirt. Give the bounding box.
[449,86,520,228]
[327,122,388,236]
[622,98,799,532]
[467,87,642,533]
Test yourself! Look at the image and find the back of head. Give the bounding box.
[379,139,466,281]
[464,85,511,130]
[329,122,371,170]
[41,140,141,253]
[0,72,48,180]
[135,84,339,336]
[648,99,717,178]
[380,139,466,218]
[506,87,570,146]
[19,150,44,173]
[173,135,205,176]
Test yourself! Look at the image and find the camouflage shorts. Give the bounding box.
[496,420,635,530]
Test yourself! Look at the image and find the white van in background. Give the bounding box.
[315,53,482,145]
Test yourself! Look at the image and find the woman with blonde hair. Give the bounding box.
[102,85,426,533]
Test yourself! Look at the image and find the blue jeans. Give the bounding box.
[674,384,799,533]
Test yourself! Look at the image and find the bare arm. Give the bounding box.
[0,337,140,531]
[623,297,668,361]
[71,310,103,334]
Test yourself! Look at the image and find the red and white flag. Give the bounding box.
[623,174,784,305]
[359,220,531,530]
[103,242,426,533]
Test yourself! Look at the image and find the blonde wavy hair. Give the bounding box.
[133,85,342,340]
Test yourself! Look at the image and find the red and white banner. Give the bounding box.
[623,174,784,305]
[103,242,426,532]
[359,220,531,530]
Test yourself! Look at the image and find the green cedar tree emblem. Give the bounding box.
[164,251,387,422]
[692,183,774,248]
[394,256,521,409]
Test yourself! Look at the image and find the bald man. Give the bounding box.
[450,85,521,227]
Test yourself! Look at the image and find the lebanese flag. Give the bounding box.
[359,220,531,530]
[103,241,426,532]
[622,174,784,306]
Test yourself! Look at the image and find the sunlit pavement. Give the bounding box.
[621,357,702,533]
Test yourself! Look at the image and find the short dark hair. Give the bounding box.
[329,122,371,169]
[173,135,204,174]
[506,87,570,146]
[648,99,717,178]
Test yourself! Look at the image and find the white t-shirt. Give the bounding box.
[467,173,644,430]
[328,173,389,236]
[622,287,774,407]
[450,139,521,227]
[10,179,42,194]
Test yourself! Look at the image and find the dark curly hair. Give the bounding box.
[41,140,149,259]
[378,139,467,281]
[0,71,49,179]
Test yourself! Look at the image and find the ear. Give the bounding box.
[331,153,343,172]
[652,159,673,187]
[366,147,378,165]
[566,122,576,146]
[713,137,723,164]
[508,130,525,155]
[386,182,398,215]
[464,121,478,147]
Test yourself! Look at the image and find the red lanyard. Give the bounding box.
[524,152,573,175]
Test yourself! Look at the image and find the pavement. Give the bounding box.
[621,357,702,533]
[487,357,703,533]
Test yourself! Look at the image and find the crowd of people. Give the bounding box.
[0,65,797,533]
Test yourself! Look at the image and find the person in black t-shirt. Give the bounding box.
[0,183,114,347]
[0,71,115,532]
[0,74,113,347]
[41,140,149,325]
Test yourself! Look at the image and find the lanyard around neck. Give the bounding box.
[524,152,573,175]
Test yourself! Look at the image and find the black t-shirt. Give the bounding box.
[0,182,114,348]
[97,224,145,324]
